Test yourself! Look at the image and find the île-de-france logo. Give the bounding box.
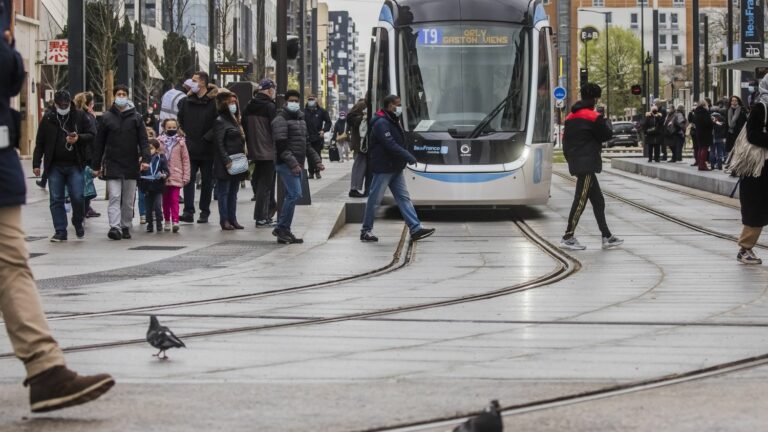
[460,144,471,156]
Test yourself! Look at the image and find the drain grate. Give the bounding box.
[26,236,47,242]
[129,245,187,251]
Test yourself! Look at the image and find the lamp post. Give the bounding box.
[580,9,611,119]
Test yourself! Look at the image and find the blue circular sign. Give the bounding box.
[553,86,567,100]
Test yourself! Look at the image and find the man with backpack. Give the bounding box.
[663,104,687,162]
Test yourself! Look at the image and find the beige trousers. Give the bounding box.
[739,225,764,250]
[0,206,65,380]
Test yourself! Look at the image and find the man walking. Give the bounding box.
[360,95,435,243]
[560,83,623,251]
[243,78,278,228]
[303,95,331,179]
[32,90,96,241]
[92,84,151,240]
[177,71,219,223]
[1,15,114,412]
[272,90,325,244]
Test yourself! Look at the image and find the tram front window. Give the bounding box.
[402,23,528,136]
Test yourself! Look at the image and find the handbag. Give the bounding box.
[725,102,768,178]
[227,153,249,175]
[83,167,97,200]
[336,132,349,143]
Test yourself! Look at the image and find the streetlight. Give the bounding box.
[579,9,611,119]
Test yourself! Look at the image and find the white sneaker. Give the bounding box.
[602,235,624,249]
[164,223,171,232]
[560,237,586,250]
[737,249,762,265]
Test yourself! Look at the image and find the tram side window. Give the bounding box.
[373,28,390,108]
[533,29,552,143]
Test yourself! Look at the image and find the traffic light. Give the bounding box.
[271,36,300,61]
[631,84,642,96]
[579,68,589,89]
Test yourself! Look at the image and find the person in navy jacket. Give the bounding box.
[360,94,435,243]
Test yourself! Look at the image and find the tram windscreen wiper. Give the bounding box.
[467,91,518,139]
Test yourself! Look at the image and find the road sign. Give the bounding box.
[555,99,565,109]
[580,26,599,43]
[553,86,566,100]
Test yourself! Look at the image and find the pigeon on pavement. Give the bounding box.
[146,315,186,360]
[453,400,503,432]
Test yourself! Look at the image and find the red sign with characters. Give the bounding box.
[47,39,69,65]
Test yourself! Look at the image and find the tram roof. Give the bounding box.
[386,0,538,26]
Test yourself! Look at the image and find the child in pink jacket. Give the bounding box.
[158,119,191,232]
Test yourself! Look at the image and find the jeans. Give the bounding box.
[710,139,725,168]
[215,178,240,224]
[47,164,84,235]
[183,159,214,216]
[362,171,422,234]
[137,189,146,216]
[163,186,181,223]
[145,191,163,226]
[106,179,137,229]
[276,163,303,231]
[250,160,276,221]
[350,152,367,191]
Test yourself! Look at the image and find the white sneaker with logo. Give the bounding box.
[560,237,586,250]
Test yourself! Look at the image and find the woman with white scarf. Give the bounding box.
[737,74,768,265]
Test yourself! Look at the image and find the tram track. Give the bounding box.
[0,218,580,358]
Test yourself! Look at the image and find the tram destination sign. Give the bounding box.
[215,62,253,75]
[417,28,509,46]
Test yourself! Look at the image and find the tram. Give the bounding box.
[367,0,556,205]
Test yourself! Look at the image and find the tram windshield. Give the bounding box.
[402,23,528,135]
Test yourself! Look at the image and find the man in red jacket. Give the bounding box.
[560,83,623,251]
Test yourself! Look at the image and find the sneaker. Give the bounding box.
[411,228,436,242]
[35,179,46,189]
[315,172,322,179]
[121,228,131,239]
[360,231,379,242]
[107,228,122,240]
[172,224,180,233]
[179,213,194,223]
[156,223,163,232]
[164,223,172,232]
[85,208,101,218]
[255,220,276,228]
[197,214,209,224]
[349,190,365,198]
[146,225,154,233]
[560,237,586,250]
[74,225,85,239]
[28,366,114,413]
[50,232,67,242]
[737,249,763,265]
[140,215,147,225]
[602,235,624,249]
[275,229,303,244]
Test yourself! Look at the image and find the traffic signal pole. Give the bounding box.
[276,0,288,95]
[67,0,85,94]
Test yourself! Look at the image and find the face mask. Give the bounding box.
[229,104,238,114]
[190,82,200,93]
[394,106,403,117]
[286,102,300,112]
[165,129,178,137]
[56,106,70,116]
[115,97,128,108]
[308,100,317,108]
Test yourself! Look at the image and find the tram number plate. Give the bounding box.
[418,28,443,45]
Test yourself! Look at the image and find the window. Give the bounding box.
[372,28,390,110]
[659,34,667,48]
[637,0,648,5]
[675,55,682,66]
[659,13,666,24]
[670,13,678,28]
[672,0,684,5]
[671,34,679,49]
[592,0,604,6]
[631,13,638,28]
[533,28,552,144]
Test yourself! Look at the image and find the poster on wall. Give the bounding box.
[741,0,764,58]
[46,39,69,65]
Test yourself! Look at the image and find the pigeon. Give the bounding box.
[453,400,503,432]
[146,315,186,360]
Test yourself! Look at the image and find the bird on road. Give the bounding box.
[453,400,503,432]
[146,315,186,360]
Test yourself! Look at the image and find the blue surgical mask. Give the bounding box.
[308,100,317,108]
[286,102,300,112]
[115,97,128,108]
[394,106,403,117]
[56,107,70,116]
[229,104,238,114]
[190,82,200,93]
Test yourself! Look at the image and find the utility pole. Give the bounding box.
[652,3,660,103]
[67,0,85,95]
[276,0,288,95]
[640,0,646,112]
[726,0,733,96]
[692,0,700,101]
[311,2,319,97]
[703,14,709,100]
[208,0,215,79]
[256,0,265,78]
[605,14,610,119]
[298,0,306,105]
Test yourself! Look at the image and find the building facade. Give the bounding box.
[328,10,359,113]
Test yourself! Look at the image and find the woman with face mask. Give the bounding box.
[211,91,248,231]
[158,119,190,232]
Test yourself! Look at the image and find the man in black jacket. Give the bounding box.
[177,71,219,223]
[32,90,95,241]
[272,90,325,244]
[0,16,114,413]
[560,83,623,251]
[243,78,278,228]
[92,84,151,240]
[303,95,331,179]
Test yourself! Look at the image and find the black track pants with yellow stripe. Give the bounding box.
[564,173,612,239]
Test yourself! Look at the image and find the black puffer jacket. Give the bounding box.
[272,109,321,169]
[643,112,664,146]
[562,101,613,175]
[693,105,714,149]
[33,104,96,171]
[303,106,332,143]
[212,113,247,181]
[92,103,151,180]
[177,85,219,160]
[242,93,276,161]
[740,102,768,228]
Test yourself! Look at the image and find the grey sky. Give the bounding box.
[324,0,382,57]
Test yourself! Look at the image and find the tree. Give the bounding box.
[133,22,158,110]
[583,26,642,116]
[217,0,238,60]
[149,32,194,88]
[85,0,125,110]
[163,0,191,34]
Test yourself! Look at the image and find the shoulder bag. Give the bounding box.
[725,102,768,178]
[227,153,249,175]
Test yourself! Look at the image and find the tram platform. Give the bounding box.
[1,161,767,431]
[611,157,741,198]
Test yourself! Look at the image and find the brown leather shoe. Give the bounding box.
[220,222,235,231]
[28,366,114,413]
[232,221,245,230]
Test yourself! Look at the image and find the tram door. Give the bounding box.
[368,26,395,120]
